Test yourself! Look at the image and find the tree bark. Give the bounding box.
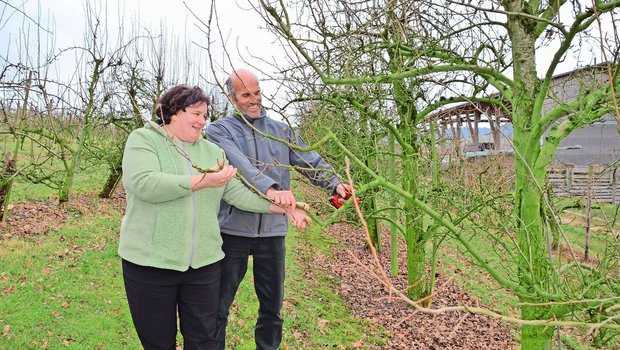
[0,153,16,222]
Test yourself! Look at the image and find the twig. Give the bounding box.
[339,155,620,332]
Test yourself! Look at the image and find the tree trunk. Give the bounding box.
[403,149,427,302]
[507,1,555,346]
[363,158,381,252]
[0,153,16,222]
[388,133,399,277]
[99,162,123,198]
[521,304,555,350]
[513,98,555,350]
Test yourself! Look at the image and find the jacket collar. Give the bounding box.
[146,120,167,136]
[232,108,267,124]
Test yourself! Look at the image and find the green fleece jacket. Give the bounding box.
[119,121,271,271]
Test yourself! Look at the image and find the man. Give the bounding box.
[207,68,350,350]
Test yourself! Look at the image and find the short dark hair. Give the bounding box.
[155,85,210,124]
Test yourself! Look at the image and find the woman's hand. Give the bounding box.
[191,160,237,190]
[287,207,312,229]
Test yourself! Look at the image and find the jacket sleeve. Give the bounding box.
[221,176,271,213]
[122,129,193,203]
[289,130,340,191]
[207,122,279,194]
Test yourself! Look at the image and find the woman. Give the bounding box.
[118,84,309,349]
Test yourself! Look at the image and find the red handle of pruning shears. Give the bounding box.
[329,192,359,209]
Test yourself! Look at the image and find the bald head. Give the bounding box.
[226,69,258,93]
[226,69,263,118]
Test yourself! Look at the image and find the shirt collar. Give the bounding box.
[232,108,267,124]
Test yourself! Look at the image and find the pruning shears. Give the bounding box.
[329,191,360,209]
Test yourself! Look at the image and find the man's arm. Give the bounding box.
[207,122,279,194]
[289,130,341,190]
[289,130,354,205]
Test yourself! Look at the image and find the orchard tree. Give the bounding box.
[252,0,620,348]
[255,0,498,303]
[1,1,216,203]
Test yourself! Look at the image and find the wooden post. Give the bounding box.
[488,108,501,150]
[613,167,619,205]
[584,165,593,262]
[565,163,575,194]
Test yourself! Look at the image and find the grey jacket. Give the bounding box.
[206,110,339,237]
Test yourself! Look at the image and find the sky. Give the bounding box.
[0,0,284,99]
[0,0,300,122]
[0,0,616,120]
[1,0,614,76]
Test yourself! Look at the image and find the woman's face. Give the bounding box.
[168,101,208,142]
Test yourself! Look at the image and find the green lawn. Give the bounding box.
[0,197,137,349]
[1,161,618,349]
[0,188,386,349]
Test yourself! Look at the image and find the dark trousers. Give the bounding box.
[215,235,286,350]
[122,259,221,350]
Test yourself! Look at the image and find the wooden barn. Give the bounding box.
[432,64,620,204]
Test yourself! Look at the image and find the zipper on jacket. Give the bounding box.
[252,128,262,237]
[182,143,198,266]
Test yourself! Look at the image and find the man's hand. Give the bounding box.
[266,188,297,209]
[335,183,354,205]
[286,207,311,229]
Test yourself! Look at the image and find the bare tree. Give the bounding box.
[248,0,620,348]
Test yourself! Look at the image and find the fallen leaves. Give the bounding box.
[0,190,125,240]
[308,223,519,349]
[3,284,15,295]
[2,324,14,339]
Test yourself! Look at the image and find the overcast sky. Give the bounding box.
[0,0,282,87]
[0,0,296,118]
[0,0,614,115]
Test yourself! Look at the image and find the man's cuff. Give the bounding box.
[331,184,339,195]
[265,183,282,194]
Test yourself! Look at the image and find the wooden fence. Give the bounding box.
[548,163,620,204]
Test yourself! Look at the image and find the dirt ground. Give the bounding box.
[0,190,518,349]
[298,221,519,350]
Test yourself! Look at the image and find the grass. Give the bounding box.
[430,203,620,350]
[1,150,618,349]
[223,221,387,349]
[0,179,387,349]
[0,199,138,349]
[8,167,108,202]
[432,227,520,323]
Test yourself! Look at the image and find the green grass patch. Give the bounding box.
[431,216,619,350]
[1,184,386,349]
[0,201,138,349]
[9,168,109,202]
[433,234,519,317]
[223,223,387,349]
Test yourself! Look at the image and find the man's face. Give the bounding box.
[230,78,262,118]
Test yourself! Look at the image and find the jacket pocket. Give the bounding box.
[218,204,235,227]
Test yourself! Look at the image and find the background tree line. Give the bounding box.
[1,0,619,349]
